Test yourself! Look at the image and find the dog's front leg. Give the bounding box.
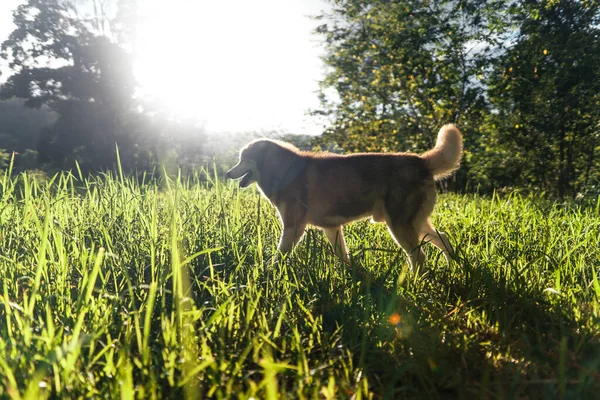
[276,223,307,259]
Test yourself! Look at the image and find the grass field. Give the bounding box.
[1,165,600,399]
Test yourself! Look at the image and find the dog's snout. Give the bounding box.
[226,169,233,179]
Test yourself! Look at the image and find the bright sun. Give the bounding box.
[134,0,327,135]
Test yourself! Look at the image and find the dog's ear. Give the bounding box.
[257,143,305,195]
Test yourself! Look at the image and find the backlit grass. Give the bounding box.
[0,166,599,398]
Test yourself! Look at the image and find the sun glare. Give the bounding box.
[135,0,327,135]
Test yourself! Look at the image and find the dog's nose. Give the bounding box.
[226,170,232,179]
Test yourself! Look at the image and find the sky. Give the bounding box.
[0,0,331,135]
[0,0,21,46]
[0,0,25,81]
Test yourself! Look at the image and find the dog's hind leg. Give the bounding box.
[386,221,425,270]
[323,226,350,264]
[419,219,454,262]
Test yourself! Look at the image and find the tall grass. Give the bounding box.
[0,168,599,398]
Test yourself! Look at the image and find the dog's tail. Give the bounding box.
[421,124,463,180]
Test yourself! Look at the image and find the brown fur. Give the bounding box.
[227,124,463,269]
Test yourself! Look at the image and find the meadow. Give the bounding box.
[0,164,599,399]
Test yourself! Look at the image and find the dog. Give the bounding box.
[226,124,462,269]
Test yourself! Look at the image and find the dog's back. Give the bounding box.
[303,152,433,227]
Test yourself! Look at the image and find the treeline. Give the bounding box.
[0,95,259,177]
[0,0,253,177]
[314,0,600,197]
[1,0,599,197]
[0,0,310,179]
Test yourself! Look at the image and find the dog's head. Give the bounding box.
[227,139,302,192]
[226,140,267,188]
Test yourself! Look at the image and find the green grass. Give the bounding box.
[0,166,599,399]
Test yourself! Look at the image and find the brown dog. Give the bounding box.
[227,124,462,269]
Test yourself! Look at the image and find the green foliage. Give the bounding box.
[314,0,506,152]
[487,0,600,196]
[0,98,56,153]
[315,0,600,196]
[0,149,10,170]
[0,0,138,172]
[0,171,599,397]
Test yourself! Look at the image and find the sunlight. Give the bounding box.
[0,0,22,76]
[134,0,327,135]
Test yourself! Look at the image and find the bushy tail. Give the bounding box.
[421,124,463,180]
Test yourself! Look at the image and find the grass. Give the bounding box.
[0,165,599,399]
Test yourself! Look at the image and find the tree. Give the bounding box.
[0,0,137,171]
[313,1,506,157]
[0,98,56,153]
[487,0,600,196]
[314,0,600,196]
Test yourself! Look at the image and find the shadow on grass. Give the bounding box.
[304,248,600,398]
